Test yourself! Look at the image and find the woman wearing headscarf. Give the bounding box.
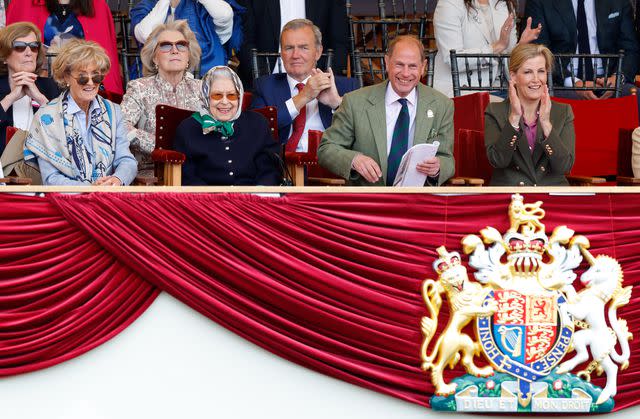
[24,39,137,186]
[121,19,202,176]
[174,66,280,186]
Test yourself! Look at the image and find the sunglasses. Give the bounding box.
[71,73,105,86]
[12,41,40,53]
[210,92,239,101]
[157,40,189,53]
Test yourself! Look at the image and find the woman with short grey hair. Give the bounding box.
[121,19,202,175]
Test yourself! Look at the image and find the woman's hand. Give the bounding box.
[94,176,123,186]
[13,72,48,106]
[539,85,553,137]
[507,79,522,128]
[493,13,514,53]
[518,17,542,45]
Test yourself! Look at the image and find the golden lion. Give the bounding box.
[420,246,496,395]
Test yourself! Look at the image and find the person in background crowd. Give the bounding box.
[250,18,358,153]
[525,0,639,100]
[0,22,59,155]
[7,0,124,95]
[0,1,5,28]
[433,0,541,98]
[130,0,244,77]
[121,19,202,176]
[237,0,349,88]
[174,66,281,186]
[24,39,137,185]
[318,35,455,186]
[484,43,575,186]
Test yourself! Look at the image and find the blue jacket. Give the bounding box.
[250,73,359,144]
[130,0,244,77]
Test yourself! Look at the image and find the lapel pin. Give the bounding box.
[427,109,434,118]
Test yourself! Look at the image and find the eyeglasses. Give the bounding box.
[157,40,189,53]
[71,73,105,86]
[210,92,239,101]
[12,41,40,53]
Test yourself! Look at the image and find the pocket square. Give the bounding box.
[608,11,619,19]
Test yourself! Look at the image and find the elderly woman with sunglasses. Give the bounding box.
[24,39,137,186]
[0,22,59,155]
[121,20,201,176]
[174,66,281,186]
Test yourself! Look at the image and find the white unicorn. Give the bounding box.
[557,245,633,405]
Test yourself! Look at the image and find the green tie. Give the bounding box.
[387,98,409,186]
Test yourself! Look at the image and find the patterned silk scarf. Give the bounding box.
[25,91,116,183]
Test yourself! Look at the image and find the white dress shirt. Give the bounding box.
[12,96,34,131]
[384,85,417,154]
[284,74,324,152]
[272,0,307,73]
[565,0,603,85]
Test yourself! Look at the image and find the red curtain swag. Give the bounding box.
[1,192,640,411]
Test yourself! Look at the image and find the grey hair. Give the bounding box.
[139,19,201,77]
[280,18,322,48]
[200,66,245,121]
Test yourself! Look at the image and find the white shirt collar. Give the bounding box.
[385,84,417,108]
[286,74,311,92]
[67,94,100,116]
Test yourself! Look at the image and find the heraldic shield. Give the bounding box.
[420,194,633,413]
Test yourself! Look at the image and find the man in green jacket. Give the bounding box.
[318,35,454,186]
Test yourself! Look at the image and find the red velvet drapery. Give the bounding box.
[1,192,639,411]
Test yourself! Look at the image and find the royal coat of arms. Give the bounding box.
[420,194,633,413]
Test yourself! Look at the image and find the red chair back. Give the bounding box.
[250,106,278,141]
[552,95,639,177]
[155,104,194,149]
[456,128,493,184]
[242,92,253,110]
[452,92,491,180]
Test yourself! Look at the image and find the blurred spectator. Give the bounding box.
[130,0,244,77]
[525,0,639,100]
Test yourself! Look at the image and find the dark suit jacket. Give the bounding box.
[174,111,281,186]
[525,0,639,82]
[237,0,349,86]
[250,72,359,144]
[484,100,575,186]
[0,76,59,155]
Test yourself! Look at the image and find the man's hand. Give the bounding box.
[352,154,382,183]
[416,157,440,177]
[292,69,332,111]
[595,75,617,99]
[316,68,343,110]
[574,80,600,100]
[519,17,542,44]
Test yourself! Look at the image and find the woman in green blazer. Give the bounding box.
[484,43,575,186]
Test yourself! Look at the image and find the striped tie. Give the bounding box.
[387,98,409,186]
